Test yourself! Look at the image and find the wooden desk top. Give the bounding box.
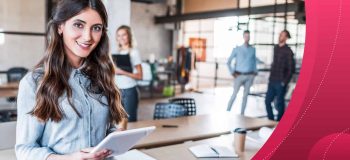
[128,113,277,148]
[0,90,18,98]
[0,114,274,160]
[142,133,262,160]
[0,82,19,98]
[0,82,19,90]
[0,134,260,160]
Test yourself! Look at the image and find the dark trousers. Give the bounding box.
[265,81,287,121]
[120,87,139,122]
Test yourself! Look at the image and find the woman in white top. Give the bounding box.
[114,25,143,122]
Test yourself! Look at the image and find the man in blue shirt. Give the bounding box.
[226,30,258,115]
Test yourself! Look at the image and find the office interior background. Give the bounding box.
[0,0,305,159]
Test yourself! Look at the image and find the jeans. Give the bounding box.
[227,74,255,115]
[265,81,287,121]
[120,87,139,122]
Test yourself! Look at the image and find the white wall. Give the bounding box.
[103,0,131,53]
[130,2,172,60]
[0,0,46,71]
[0,0,172,71]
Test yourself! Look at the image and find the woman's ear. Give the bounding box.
[58,24,64,35]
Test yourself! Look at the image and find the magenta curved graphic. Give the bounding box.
[253,0,350,159]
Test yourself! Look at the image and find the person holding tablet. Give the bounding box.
[113,25,143,122]
[15,0,127,159]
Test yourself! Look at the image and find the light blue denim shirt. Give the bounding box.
[15,68,117,160]
[226,44,258,74]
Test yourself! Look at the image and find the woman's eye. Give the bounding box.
[73,23,84,29]
[92,26,102,32]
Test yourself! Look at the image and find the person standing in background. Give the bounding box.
[265,30,295,121]
[226,30,258,115]
[114,25,143,122]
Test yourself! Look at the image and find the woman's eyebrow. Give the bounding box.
[75,19,102,25]
[74,19,86,24]
[73,19,103,26]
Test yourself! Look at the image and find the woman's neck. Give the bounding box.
[69,58,84,69]
[120,45,130,51]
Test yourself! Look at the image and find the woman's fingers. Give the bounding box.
[80,147,93,153]
[80,149,111,159]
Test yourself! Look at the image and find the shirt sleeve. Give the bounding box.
[253,48,258,72]
[130,49,142,66]
[107,123,118,134]
[284,49,295,84]
[227,47,237,74]
[15,74,55,160]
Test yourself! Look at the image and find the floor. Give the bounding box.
[138,86,269,121]
[0,85,271,122]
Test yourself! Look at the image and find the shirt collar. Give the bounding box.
[72,61,87,78]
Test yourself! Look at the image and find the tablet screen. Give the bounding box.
[90,126,156,157]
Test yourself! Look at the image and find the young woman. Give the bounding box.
[15,0,127,159]
[114,25,143,122]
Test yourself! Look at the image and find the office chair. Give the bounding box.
[7,67,28,82]
[153,103,187,120]
[2,67,28,120]
[169,98,197,116]
[6,67,28,102]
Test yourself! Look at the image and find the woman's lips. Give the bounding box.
[76,41,92,50]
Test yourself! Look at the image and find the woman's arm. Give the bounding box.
[15,75,55,160]
[16,75,112,160]
[115,64,143,80]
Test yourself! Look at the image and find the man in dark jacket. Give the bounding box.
[265,30,296,121]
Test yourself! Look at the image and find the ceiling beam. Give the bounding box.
[155,2,304,24]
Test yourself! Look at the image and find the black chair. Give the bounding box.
[0,106,17,122]
[153,103,187,120]
[7,67,28,82]
[6,67,28,103]
[169,98,196,116]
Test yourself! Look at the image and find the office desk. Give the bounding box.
[0,134,263,160]
[128,113,277,148]
[0,90,17,98]
[0,82,19,98]
[0,82,19,90]
[142,133,263,160]
[0,114,275,160]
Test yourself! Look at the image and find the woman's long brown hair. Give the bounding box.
[30,0,127,124]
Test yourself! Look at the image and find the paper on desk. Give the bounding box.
[189,144,238,158]
[113,149,156,160]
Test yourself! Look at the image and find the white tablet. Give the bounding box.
[90,126,156,157]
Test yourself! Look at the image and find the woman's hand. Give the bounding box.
[71,148,112,160]
[117,127,126,131]
[47,148,112,160]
